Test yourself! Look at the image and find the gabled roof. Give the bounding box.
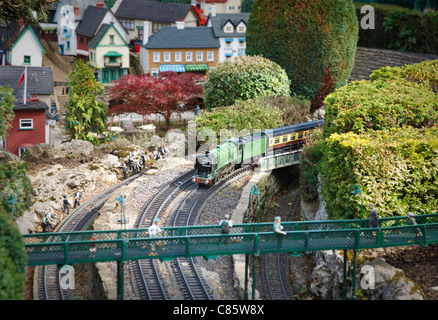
[207,13,250,38]
[115,0,192,22]
[143,26,219,49]
[0,66,53,98]
[54,0,105,22]
[76,5,109,37]
[0,22,45,53]
[88,23,128,49]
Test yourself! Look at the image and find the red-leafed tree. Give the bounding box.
[109,71,204,126]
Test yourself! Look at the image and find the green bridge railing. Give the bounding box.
[22,213,438,246]
[25,218,438,266]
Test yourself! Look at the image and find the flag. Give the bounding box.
[18,70,25,87]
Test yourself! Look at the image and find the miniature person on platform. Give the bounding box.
[273,216,286,248]
[73,191,82,209]
[148,217,162,238]
[62,195,70,215]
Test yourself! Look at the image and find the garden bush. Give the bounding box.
[0,205,26,300]
[0,161,34,217]
[323,78,438,137]
[203,55,290,109]
[370,59,438,94]
[320,126,438,220]
[194,95,311,146]
[246,0,358,112]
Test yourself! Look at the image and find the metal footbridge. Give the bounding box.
[24,213,438,266]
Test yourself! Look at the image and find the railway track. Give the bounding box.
[131,166,252,300]
[129,169,195,300]
[34,173,142,300]
[259,179,301,300]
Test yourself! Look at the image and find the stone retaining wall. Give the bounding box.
[349,46,437,82]
[231,166,298,299]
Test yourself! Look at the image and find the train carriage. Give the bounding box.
[192,120,324,186]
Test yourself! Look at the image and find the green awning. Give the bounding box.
[104,51,123,57]
[185,64,209,72]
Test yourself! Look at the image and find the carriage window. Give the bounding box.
[304,131,308,137]
[282,136,287,142]
[298,132,303,139]
[290,134,295,141]
[275,138,280,144]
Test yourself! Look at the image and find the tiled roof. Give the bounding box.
[0,66,53,98]
[115,0,191,22]
[207,13,249,38]
[144,26,219,49]
[0,21,41,51]
[56,0,103,21]
[14,100,49,111]
[88,23,111,49]
[76,5,109,37]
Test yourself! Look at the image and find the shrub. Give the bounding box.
[323,78,438,137]
[320,126,438,220]
[203,55,290,109]
[246,0,359,112]
[194,95,311,146]
[370,59,438,94]
[355,3,438,54]
[0,205,26,300]
[0,161,34,217]
[299,128,324,202]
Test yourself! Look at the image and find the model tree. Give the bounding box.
[0,205,26,300]
[246,0,358,112]
[0,0,57,25]
[65,59,108,144]
[109,71,204,126]
[0,85,15,140]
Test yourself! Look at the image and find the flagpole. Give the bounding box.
[23,65,27,105]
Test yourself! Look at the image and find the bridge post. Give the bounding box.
[352,249,358,300]
[117,239,128,300]
[244,254,249,300]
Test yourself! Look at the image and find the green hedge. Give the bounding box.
[247,0,358,112]
[355,3,438,54]
[203,55,290,110]
[0,206,26,300]
[323,78,438,137]
[0,161,34,217]
[321,126,438,219]
[194,95,311,146]
[370,59,438,94]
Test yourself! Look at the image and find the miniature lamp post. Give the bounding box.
[248,185,261,300]
[6,193,17,218]
[116,192,127,232]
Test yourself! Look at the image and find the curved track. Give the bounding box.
[34,173,142,300]
[131,167,252,300]
[259,179,300,300]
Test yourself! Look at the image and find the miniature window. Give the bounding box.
[164,52,171,62]
[153,52,160,62]
[19,119,33,130]
[207,51,214,61]
[175,52,182,62]
[196,51,203,61]
[109,35,114,44]
[186,51,193,62]
[23,55,31,65]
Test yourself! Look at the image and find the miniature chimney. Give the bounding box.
[142,20,150,46]
[209,4,216,17]
[31,94,39,103]
[96,0,104,10]
[74,5,80,16]
[19,18,25,29]
[176,20,185,30]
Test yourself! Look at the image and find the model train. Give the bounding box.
[193,120,324,185]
